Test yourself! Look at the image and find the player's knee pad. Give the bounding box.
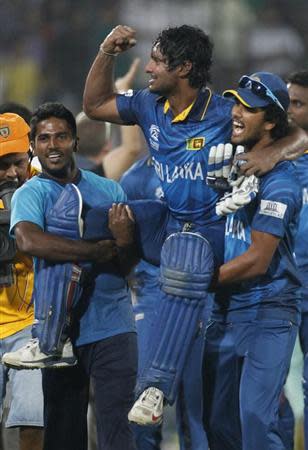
[33,183,86,354]
[33,259,84,354]
[137,232,214,404]
[160,231,214,298]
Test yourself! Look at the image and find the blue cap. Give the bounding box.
[223,72,289,112]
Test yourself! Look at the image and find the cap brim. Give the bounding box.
[223,89,271,109]
[0,135,30,157]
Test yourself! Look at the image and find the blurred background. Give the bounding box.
[0,0,307,448]
[1,0,308,115]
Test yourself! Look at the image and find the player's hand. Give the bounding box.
[216,175,259,216]
[100,25,137,56]
[91,239,118,263]
[108,203,135,247]
[115,57,141,92]
[207,143,245,190]
[235,145,276,176]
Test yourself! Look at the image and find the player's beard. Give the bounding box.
[40,158,76,181]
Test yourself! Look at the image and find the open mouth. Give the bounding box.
[148,76,156,86]
[232,119,244,137]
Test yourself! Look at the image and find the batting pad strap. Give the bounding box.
[161,268,212,298]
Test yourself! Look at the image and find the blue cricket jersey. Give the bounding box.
[213,161,302,322]
[116,88,233,225]
[294,152,308,311]
[10,170,136,346]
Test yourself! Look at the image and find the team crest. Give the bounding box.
[186,137,205,151]
[0,126,10,138]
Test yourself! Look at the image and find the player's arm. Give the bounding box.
[103,126,146,180]
[83,25,137,124]
[238,124,308,176]
[108,203,139,275]
[217,229,280,284]
[14,221,117,263]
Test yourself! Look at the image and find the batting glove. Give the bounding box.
[207,144,245,191]
[216,174,259,216]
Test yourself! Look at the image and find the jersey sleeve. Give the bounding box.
[116,89,151,125]
[104,178,127,203]
[251,172,300,238]
[114,182,127,203]
[10,183,45,235]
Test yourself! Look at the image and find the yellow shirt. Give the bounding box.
[0,166,39,339]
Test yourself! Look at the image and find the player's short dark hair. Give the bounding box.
[153,25,213,89]
[287,70,308,88]
[264,104,289,140]
[30,102,77,141]
[0,102,32,125]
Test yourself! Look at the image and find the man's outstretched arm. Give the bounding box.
[83,25,137,123]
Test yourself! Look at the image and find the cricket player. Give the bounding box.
[120,156,208,449]
[5,25,306,432]
[203,72,301,450]
[5,102,138,450]
[83,24,307,425]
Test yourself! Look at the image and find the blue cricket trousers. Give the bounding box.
[203,318,297,450]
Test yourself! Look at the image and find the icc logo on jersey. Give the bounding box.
[149,124,160,151]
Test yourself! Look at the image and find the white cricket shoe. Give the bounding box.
[128,387,164,425]
[1,338,77,370]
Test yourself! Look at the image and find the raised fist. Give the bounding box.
[100,25,137,56]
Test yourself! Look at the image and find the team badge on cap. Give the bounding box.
[0,113,30,157]
[0,126,9,138]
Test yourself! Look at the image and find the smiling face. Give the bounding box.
[32,117,77,181]
[288,83,308,132]
[231,100,275,149]
[144,45,180,96]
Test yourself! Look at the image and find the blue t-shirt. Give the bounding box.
[116,88,233,225]
[10,169,135,346]
[294,152,308,311]
[120,156,162,310]
[213,161,302,322]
